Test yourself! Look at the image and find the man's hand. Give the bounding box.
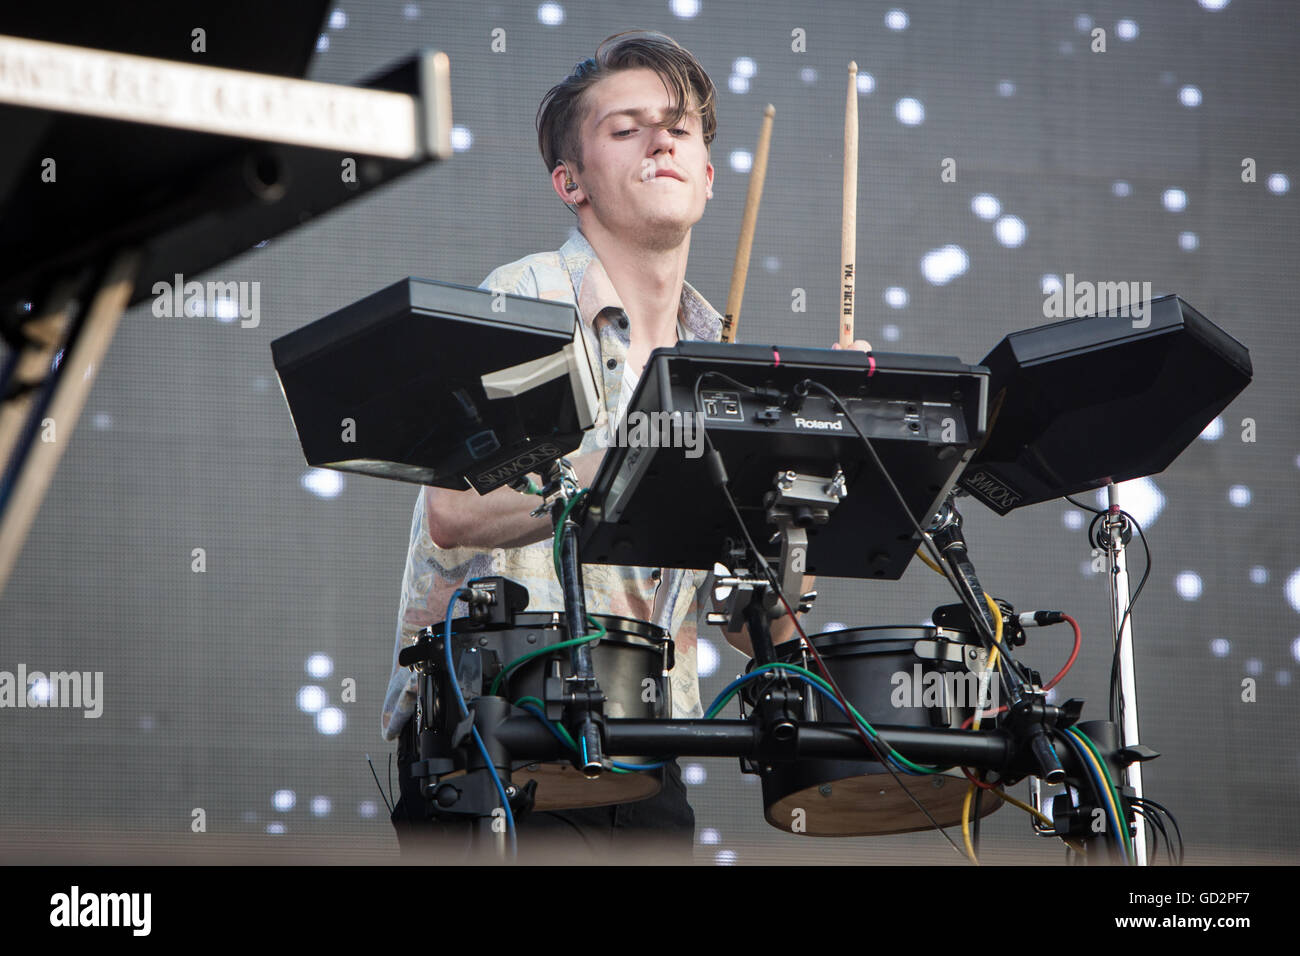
[831,339,873,352]
[426,451,604,551]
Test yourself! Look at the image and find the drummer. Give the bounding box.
[382,29,872,858]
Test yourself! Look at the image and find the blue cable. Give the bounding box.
[517,703,669,772]
[444,589,516,856]
[1060,728,1128,862]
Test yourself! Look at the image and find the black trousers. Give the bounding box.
[390,718,695,861]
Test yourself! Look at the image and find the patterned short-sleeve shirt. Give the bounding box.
[381,227,725,741]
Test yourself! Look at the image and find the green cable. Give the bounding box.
[708,662,948,775]
[1069,726,1133,858]
[488,614,608,696]
[552,488,588,581]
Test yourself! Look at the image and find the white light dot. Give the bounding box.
[1063,510,1084,530]
[971,194,1001,220]
[882,324,900,342]
[1075,14,1094,31]
[138,715,155,731]
[728,74,750,95]
[1175,571,1203,601]
[698,638,719,678]
[1267,173,1290,196]
[732,57,756,78]
[311,796,332,817]
[403,2,419,18]
[1250,566,1268,585]
[699,828,720,844]
[997,80,1015,97]
[1116,19,1139,40]
[1210,638,1230,658]
[824,622,848,632]
[27,677,50,704]
[1162,188,1187,212]
[884,287,909,308]
[92,412,112,430]
[301,468,344,499]
[266,822,286,835]
[1277,671,1292,686]
[537,2,564,26]
[1198,0,1230,10]
[729,149,753,173]
[1200,416,1223,440]
[1292,637,1300,663]
[297,686,326,714]
[316,34,329,53]
[1112,181,1132,198]
[1041,274,1063,295]
[214,298,239,322]
[1228,485,1251,507]
[885,9,909,30]
[895,97,925,126]
[995,215,1026,247]
[358,800,379,818]
[800,67,818,84]
[1179,85,1202,108]
[1059,41,1074,56]
[329,9,347,29]
[450,126,473,152]
[273,789,296,812]
[1092,477,1164,528]
[670,0,701,17]
[683,763,707,785]
[857,72,876,95]
[1245,658,1262,676]
[316,707,345,735]
[763,255,780,272]
[1179,232,1199,251]
[715,849,738,865]
[307,654,334,678]
[920,244,969,286]
[1285,568,1300,613]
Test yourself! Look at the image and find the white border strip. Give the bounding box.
[0,34,419,158]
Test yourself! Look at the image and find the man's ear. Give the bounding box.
[551,163,582,205]
[705,160,714,199]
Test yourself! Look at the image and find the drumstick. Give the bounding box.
[840,61,858,348]
[722,104,775,344]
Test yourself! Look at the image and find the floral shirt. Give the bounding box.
[381,227,724,740]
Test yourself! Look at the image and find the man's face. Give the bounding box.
[568,67,714,249]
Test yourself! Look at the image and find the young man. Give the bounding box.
[383,31,871,859]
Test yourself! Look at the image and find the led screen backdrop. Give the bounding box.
[2,0,1296,864]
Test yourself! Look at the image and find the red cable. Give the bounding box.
[1043,614,1082,690]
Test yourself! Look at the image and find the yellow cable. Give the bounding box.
[920,549,1084,857]
[914,548,1003,729]
[961,779,1088,858]
[961,783,978,864]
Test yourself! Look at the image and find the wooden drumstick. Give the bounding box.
[722,104,775,344]
[840,61,858,348]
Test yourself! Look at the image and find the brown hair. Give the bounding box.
[536,30,717,175]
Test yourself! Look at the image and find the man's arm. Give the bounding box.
[716,574,816,658]
[426,450,605,550]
